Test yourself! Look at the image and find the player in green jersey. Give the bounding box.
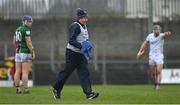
[13,15,35,94]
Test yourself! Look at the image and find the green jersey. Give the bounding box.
[15,25,31,53]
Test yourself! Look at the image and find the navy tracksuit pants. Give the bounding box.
[53,48,92,95]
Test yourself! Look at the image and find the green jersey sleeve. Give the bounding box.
[25,28,31,36]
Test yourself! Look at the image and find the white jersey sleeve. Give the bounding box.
[160,33,165,39]
[146,34,150,42]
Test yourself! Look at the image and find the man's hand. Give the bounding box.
[136,50,145,59]
[164,31,172,38]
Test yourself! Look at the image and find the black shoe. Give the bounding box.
[52,89,60,100]
[86,92,99,99]
[16,87,22,94]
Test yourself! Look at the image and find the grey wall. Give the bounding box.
[0,18,148,59]
[1,18,179,59]
[0,18,180,85]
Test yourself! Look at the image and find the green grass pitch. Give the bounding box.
[0,85,180,104]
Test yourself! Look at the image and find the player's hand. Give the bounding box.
[31,51,35,60]
[164,31,172,37]
[136,50,144,59]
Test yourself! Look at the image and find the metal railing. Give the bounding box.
[1,41,180,84]
[0,0,180,22]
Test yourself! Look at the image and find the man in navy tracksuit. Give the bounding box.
[52,8,99,100]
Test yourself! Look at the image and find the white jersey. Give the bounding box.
[146,33,165,58]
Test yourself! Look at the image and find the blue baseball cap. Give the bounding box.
[22,15,33,22]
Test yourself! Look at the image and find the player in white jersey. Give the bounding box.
[137,25,171,90]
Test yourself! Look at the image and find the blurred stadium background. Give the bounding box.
[0,0,180,86]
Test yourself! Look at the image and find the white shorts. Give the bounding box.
[149,54,164,65]
[15,53,32,63]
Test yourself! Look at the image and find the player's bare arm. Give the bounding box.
[26,36,35,60]
[137,40,148,59]
[12,36,16,47]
